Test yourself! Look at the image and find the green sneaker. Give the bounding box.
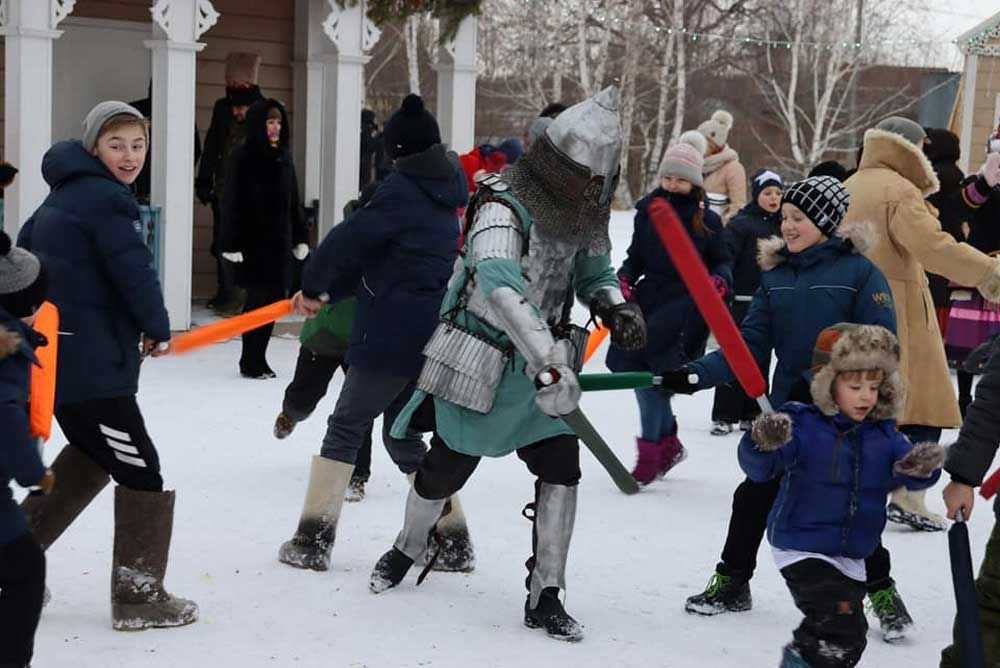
[868,586,913,642]
[685,571,752,615]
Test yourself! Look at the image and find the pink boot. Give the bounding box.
[657,430,687,477]
[632,438,665,486]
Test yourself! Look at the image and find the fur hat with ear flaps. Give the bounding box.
[809,323,904,420]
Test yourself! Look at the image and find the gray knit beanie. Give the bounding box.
[876,116,927,147]
[82,101,146,153]
[0,231,46,318]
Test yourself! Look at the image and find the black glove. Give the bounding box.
[596,302,647,351]
[658,369,699,396]
[195,178,214,206]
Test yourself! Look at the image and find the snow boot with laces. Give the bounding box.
[685,571,752,615]
[657,429,687,477]
[868,585,913,642]
[111,487,198,631]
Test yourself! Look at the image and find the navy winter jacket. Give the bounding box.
[688,231,896,404]
[302,143,467,378]
[0,308,46,545]
[725,201,781,300]
[739,402,940,558]
[18,141,169,406]
[607,189,732,372]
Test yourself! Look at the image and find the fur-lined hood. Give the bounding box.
[703,146,739,176]
[808,324,906,421]
[756,219,879,272]
[858,128,940,197]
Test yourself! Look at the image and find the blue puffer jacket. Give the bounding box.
[688,228,896,404]
[18,141,169,407]
[739,402,940,558]
[607,189,732,372]
[0,308,46,545]
[302,144,467,378]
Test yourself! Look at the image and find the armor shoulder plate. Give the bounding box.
[468,200,524,263]
[473,171,510,193]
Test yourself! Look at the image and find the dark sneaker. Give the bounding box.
[273,413,296,440]
[241,367,277,380]
[868,586,913,642]
[369,548,414,594]
[345,476,366,503]
[685,572,752,615]
[524,587,583,642]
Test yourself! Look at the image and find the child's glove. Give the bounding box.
[38,469,55,495]
[751,413,793,451]
[617,273,635,302]
[893,442,945,478]
[710,275,729,298]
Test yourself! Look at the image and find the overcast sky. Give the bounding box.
[917,1,996,69]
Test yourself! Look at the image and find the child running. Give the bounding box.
[740,323,943,667]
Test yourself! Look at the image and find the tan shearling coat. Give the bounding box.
[845,128,1000,428]
[703,147,746,223]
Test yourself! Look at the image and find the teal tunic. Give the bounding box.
[394,247,618,458]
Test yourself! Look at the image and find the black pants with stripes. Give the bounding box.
[55,396,163,492]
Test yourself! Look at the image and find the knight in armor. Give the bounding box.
[367,87,646,642]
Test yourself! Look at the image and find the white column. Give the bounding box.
[293,0,326,206]
[145,0,217,330]
[434,17,478,154]
[316,0,380,238]
[1,0,76,236]
[959,54,979,175]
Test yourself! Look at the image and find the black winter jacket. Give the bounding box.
[302,143,467,378]
[196,87,264,199]
[220,99,308,290]
[18,141,169,407]
[725,201,781,300]
[946,336,1000,508]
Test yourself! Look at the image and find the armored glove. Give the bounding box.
[532,339,581,417]
[599,302,646,351]
[658,369,699,396]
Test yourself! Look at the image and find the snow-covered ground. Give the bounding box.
[31,212,981,666]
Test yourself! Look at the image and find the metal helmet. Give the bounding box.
[544,85,623,183]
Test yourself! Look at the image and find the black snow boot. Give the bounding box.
[684,571,752,615]
[369,548,415,594]
[111,487,198,631]
[524,586,583,642]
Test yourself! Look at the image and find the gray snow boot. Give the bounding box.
[427,494,475,572]
[279,456,354,571]
[21,444,110,550]
[111,487,198,631]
